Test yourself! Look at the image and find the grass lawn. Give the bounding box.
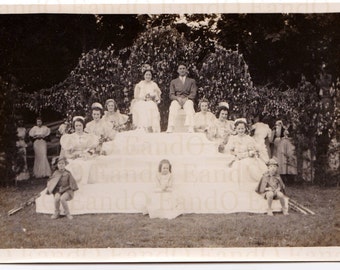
[0,180,339,248]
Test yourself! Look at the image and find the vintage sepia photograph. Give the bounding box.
[0,1,339,263]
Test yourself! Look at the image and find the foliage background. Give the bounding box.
[0,14,339,185]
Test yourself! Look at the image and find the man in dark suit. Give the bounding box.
[166,64,197,133]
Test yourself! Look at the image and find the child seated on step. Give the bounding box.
[156,159,173,192]
[256,158,288,216]
[145,159,181,219]
[46,156,78,220]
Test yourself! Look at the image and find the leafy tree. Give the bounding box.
[217,14,340,88]
[0,76,18,185]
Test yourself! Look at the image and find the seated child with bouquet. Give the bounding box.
[256,158,289,216]
[46,156,78,220]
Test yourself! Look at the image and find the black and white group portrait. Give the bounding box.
[0,9,339,261]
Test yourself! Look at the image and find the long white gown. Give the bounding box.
[131,80,161,132]
[59,132,100,184]
[29,125,51,178]
[225,134,268,191]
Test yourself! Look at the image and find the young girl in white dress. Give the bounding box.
[155,159,173,192]
[146,159,181,219]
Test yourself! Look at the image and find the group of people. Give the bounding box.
[129,64,197,133]
[14,117,52,182]
[15,64,297,219]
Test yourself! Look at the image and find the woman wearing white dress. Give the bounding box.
[85,102,117,155]
[61,116,99,160]
[102,99,129,132]
[29,117,51,178]
[131,69,161,132]
[207,102,235,147]
[85,103,116,140]
[225,118,267,189]
[60,116,100,184]
[193,98,216,133]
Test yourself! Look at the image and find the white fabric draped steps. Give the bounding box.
[36,131,283,218]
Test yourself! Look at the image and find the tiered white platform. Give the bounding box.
[36,131,284,218]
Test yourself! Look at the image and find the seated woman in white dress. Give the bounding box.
[206,102,235,147]
[102,99,129,132]
[131,69,161,132]
[85,102,116,154]
[224,118,267,189]
[60,116,99,160]
[193,98,217,133]
[59,116,100,184]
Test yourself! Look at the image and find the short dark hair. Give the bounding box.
[73,118,85,129]
[234,120,249,134]
[143,69,153,78]
[92,107,103,115]
[216,106,228,118]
